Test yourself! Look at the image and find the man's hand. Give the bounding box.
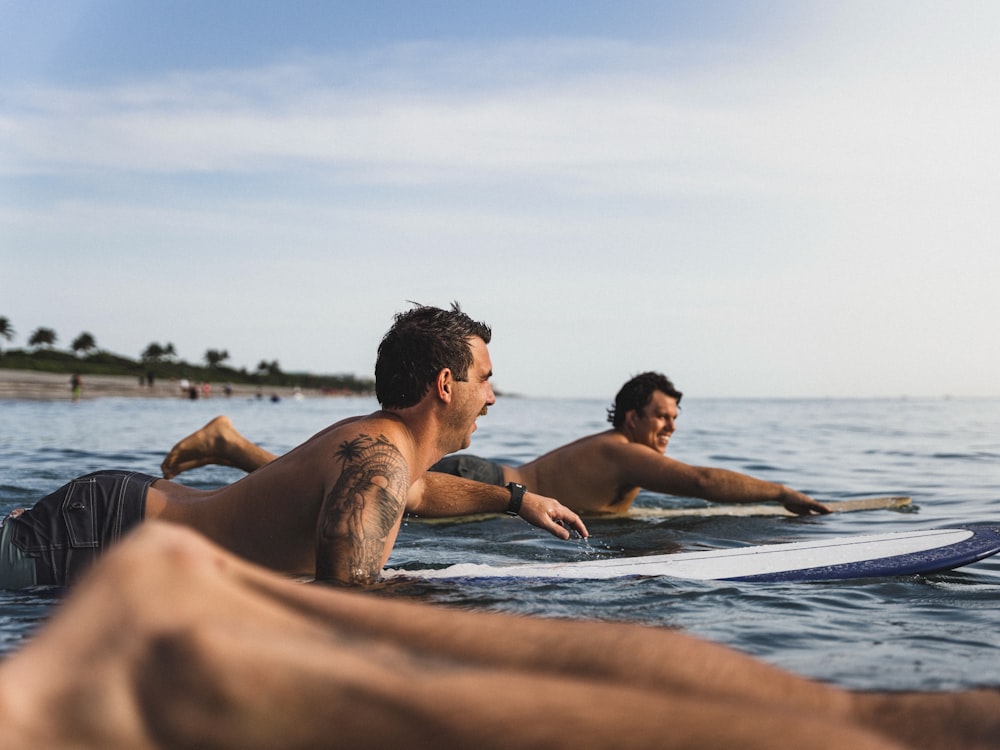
[780,489,831,515]
[518,492,589,539]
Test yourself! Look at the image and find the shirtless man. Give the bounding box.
[2,520,997,749]
[0,304,586,589]
[162,371,829,516]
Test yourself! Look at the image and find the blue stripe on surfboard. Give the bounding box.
[728,524,1000,582]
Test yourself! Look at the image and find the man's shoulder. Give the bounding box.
[544,430,629,460]
[320,412,406,437]
[301,413,413,456]
[306,416,414,484]
[578,429,630,448]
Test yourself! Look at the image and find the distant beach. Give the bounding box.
[0,369,324,402]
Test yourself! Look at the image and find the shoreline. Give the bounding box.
[0,369,340,402]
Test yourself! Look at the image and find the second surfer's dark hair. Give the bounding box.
[606,371,682,429]
[375,302,492,409]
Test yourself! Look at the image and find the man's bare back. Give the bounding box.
[149,413,410,577]
[505,431,647,512]
[507,428,826,515]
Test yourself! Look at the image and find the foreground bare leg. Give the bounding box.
[1,524,996,750]
[160,416,278,478]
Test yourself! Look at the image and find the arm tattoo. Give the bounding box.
[317,434,409,584]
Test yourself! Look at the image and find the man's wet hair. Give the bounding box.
[375,302,492,409]
[607,372,683,429]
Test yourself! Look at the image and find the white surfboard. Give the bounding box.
[385,524,1000,583]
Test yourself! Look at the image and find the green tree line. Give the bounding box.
[0,316,373,393]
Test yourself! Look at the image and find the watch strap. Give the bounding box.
[505,482,526,516]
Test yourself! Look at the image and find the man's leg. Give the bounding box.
[2,523,997,750]
[161,416,277,478]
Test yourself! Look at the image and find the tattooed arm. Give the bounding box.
[315,433,410,586]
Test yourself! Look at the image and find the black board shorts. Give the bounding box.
[430,455,506,487]
[5,470,153,587]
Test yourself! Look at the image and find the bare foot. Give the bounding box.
[161,416,272,478]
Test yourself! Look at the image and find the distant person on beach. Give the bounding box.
[0,304,586,589]
[70,373,82,402]
[162,372,829,516]
[2,520,998,750]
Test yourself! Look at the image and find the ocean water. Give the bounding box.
[1,394,999,691]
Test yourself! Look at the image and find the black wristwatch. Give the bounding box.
[505,482,526,516]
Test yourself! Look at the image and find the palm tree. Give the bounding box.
[72,332,97,356]
[142,342,166,361]
[0,317,13,354]
[28,327,57,349]
[205,349,230,368]
[257,359,282,376]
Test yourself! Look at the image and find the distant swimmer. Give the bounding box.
[161,372,829,516]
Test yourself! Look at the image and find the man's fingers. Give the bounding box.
[548,521,571,540]
[566,515,589,538]
[552,509,588,538]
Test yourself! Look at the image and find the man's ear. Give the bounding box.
[623,408,640,431]
[436,368,453,403]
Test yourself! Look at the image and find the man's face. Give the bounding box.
[625,390,678,454]
[447,337,496,451]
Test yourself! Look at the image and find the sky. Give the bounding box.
[2,1,999,399]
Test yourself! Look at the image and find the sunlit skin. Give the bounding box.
[619,390,678,455]
[446,338,495,453]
